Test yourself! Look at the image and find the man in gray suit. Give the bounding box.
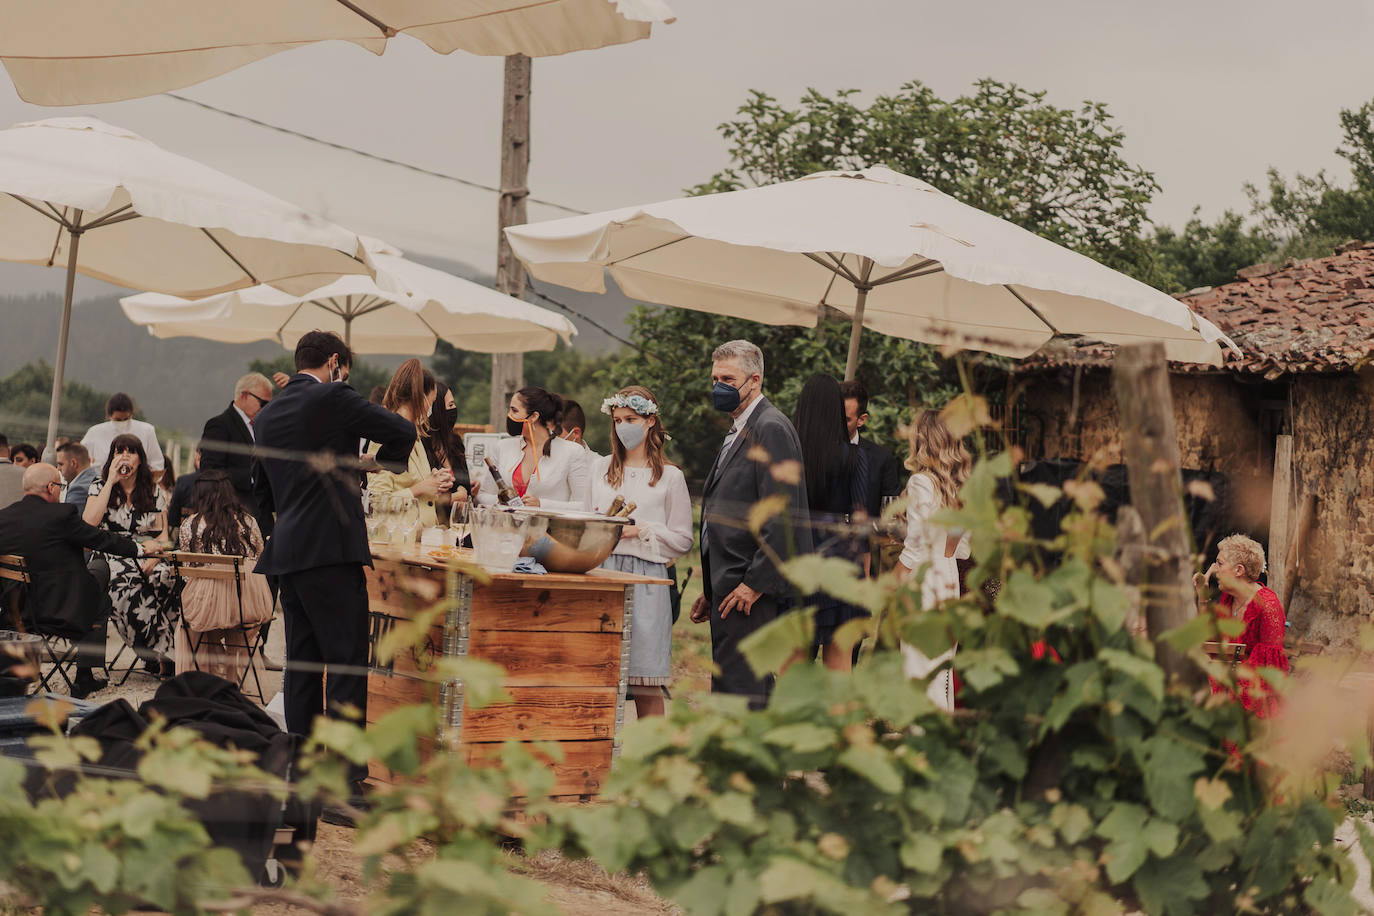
[689,340,811,708]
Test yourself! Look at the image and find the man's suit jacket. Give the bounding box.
[699,397,812,606]
[200,404,272,537]
[0,460,23,510]
[0,494,138,637]
[252,374,415,577]
[63,465,99,509]
[856,435,903,518]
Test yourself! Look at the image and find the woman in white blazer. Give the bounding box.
[895,409,971,711]
[474,386,589,512]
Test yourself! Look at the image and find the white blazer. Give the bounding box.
[474,435,590,512]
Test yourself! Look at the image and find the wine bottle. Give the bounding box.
[605,495,626,517]
[484,456,524,507]
[616,500,638,519]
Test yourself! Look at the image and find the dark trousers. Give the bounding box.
[279,563,369,742]
[81,555,114,674]
[708,593,779,709]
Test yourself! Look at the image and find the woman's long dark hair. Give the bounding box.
[101,434,158,514]
[516,387,565,458]
[423,381,465,485]
[188,470,253,556]
[793,374,853,511]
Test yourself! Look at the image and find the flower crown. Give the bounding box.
[600,393,659,416]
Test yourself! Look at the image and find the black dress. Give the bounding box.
[808,443,870,642]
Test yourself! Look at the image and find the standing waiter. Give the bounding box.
[252,330,414,800]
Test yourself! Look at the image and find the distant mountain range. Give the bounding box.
[0,254,640,439]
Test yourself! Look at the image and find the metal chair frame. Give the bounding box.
[0,554,83,693]
[168,551,270,703]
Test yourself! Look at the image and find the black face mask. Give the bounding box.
[506,415,526,437]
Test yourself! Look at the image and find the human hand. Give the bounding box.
[452,486,469,505]
[689,595,710,624]
[522,495,541,507]
[141,541,165,556]
[410,476,440,499]
[719,583,761,619]
[620,525,640,540]
[139,557,160,576]
[272,371,290,388]
[434,470,455,494]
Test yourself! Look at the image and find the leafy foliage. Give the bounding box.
[0,360,110,442]
[1151,210,1277,293]
[549,450,1365,914]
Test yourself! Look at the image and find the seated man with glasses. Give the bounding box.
[0,463,163,697]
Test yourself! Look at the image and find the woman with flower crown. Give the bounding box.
[587,386,694,717]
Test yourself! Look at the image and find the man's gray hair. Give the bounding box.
[712,339,764,381]
[235,372,271,397]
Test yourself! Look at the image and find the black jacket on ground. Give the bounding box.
[252,375,415,576]
[0,495,138,638]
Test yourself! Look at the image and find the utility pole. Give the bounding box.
[490,53,531,428]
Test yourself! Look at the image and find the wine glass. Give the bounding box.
[363,491,383,543]
[398,496,421,546]
[449,501,470,548]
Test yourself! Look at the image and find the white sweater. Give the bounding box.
[474,435,590,513]
[586,457,694,565]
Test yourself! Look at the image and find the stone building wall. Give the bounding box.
[1020,370,1259,473]
[1288,374,1374,645]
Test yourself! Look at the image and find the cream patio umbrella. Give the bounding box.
[120,252,577,354]
[0,116,376,453]
[0,0,675,105]
[505,166,1242,378]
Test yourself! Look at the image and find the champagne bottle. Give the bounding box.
[616,500,638,519]
[605,495,626,517]
[484,456,524,507]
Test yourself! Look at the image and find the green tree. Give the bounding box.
[0,361,110,442]
[1151,209,1276,293]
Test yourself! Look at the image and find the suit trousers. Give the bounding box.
[705,548,779,709]
[279,563,369,741]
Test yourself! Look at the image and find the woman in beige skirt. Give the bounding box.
[175,469,274,684]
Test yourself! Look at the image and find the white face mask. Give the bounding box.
[615,422,648,451]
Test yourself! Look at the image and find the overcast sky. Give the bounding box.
[2,0,1373,282]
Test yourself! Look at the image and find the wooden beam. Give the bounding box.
[1267,435,1294,602]
[1112,342,1206,689]
[490,53,531,428]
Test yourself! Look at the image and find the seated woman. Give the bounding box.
[367,359,455,530]
[83,433,176,676]
[475,387,589,511]
[1195,533,1290,718]
[174,470,274,683]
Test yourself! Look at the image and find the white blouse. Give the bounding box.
[586,457,694,565]
[898,472,970,712]
[474,435,590,513]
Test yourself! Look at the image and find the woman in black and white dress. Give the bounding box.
[84,433,175,675]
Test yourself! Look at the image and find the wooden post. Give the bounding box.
[1112,342,1206,689]
[1267,435,1294,601]
[490,53,531,428]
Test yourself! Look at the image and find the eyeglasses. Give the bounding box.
[245,392,270,408]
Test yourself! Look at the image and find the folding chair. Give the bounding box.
[0,554,81,694]
[169,551,269,703]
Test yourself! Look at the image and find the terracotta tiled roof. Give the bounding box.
[1021,242,1374,379]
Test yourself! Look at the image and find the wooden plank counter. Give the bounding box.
[364,546,667,799]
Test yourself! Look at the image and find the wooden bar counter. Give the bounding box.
[364,545,666,799]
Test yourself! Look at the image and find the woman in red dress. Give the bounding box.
[1194,534,1290,718]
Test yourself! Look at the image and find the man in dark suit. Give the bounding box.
[839,379,902,519]
[689,340,811,708]
[251,331,414,773]
[0,463,163,697]
[201,373,274,536]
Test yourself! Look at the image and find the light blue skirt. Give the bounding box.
[602,554,671,685]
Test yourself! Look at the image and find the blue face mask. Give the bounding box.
[615,422,648,451]
[713,380,744,412]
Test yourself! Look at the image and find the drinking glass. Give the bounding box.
[363,492,384,543]
[449,501,470,548]
[398,496,421,546]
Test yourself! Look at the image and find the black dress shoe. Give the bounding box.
[70,671,107,700]
[319,805,356,828]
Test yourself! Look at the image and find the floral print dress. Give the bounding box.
[91,480,176,657]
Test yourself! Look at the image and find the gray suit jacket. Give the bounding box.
[699,397,812,605]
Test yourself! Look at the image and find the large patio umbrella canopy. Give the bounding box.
[0,116,374,451]
[0,0,675,105]
[505,166,1241,375]
[120,252,577,355]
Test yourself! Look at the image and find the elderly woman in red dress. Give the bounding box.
[1194,533,1290,718]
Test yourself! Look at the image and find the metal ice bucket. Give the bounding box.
[516,508,629,573]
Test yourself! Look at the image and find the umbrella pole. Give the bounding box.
[843,259,875,382]
[44,211,83,459]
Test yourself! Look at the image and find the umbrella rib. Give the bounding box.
[1004,285,1060,335]
[200,228,261,285]
[332,0,398,36]
[605,234,694,267]
[826,252,867,287]
[6,193,68,227]
[276,302,310,342]
[870,259,941,286]
[81,205,137,231]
